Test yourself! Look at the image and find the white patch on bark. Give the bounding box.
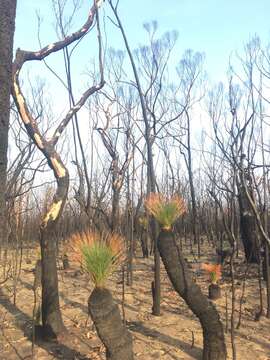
[51,157,66,178]
[96,0,103,8]
[34,133,44,149]
[13,80,30,124]
[47,43,55,51]
[113,178,122,190]
[43,200,62,226]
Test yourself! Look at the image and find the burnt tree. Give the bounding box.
[11,1,104,337]
[0,0,17,251]
[237,170,259,263]
[158,229,226,360]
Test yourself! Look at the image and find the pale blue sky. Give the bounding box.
[12,1,270,183]
[15,0,270,82]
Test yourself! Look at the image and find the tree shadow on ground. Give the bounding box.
[236,330,270,353]
[0,288,93,360]
[19,278,91,319]
[20,277,140,317]
[127,320,202,359]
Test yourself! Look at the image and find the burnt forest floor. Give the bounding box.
[0,240,269,359]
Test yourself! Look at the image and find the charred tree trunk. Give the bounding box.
[157,229,226,360]
[111,159,121,232]
[186,117,199,250]
[209,284,221,300]
[62,254,70,270]
[0,0,17,250]
[33,259,42,325]
[88,287,133,360]
[109,1,161,315]
[96,128,129,233]
[140,229,149,258]
[11,2,103,337]
[39,156,69,337]
[238,183,259,263]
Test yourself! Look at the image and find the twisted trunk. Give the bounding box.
[88,287,133,360]
[157,229,226,360]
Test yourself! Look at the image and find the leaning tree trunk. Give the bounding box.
[0,0,17,252]
[157,229,226,360]
[88,287,133,360]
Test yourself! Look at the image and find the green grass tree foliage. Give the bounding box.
[69,231,133,360]
[202,263,222,300]
[145,193,227,360]
[145,193,186,230]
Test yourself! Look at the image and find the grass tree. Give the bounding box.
[202,263,222,300]
[69,231,133,360]
[145,193,227,360]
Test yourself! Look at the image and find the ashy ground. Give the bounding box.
[0,243,269,359]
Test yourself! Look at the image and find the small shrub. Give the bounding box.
[202,263,222,284]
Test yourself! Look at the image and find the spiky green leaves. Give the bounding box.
[145,193,186,230]
[201,263,222,285]
[68,231,125,288]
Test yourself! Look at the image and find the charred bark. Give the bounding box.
[108,1,161,315]
[33,259,42,325]
[157,229,226,360]
[111,159,121,232]
[140,229,149,258]
[0,0,17,249]
[88,287,133,360]
[238,184,259,263]
[39,159,69,337]
[11,1,104,338]
[209,284,221,300]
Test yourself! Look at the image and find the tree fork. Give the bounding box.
[11,1,104,338]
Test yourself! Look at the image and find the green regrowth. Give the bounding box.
[68,231,124,288]
[81,242,115,287]
[145,193,186,230]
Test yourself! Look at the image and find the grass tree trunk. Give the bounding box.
[157,229,226,360]
[88,287,133,360]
